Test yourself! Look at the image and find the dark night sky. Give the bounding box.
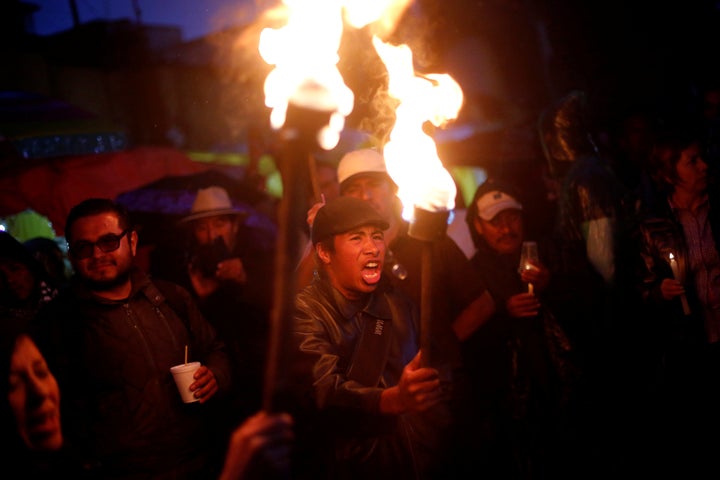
[26,1,720,107]
[29,0,256,41]
[18,0,720,144]
[432,0,720,116]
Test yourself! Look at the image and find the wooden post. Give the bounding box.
[262,103,332,411]
[419,240,432,367]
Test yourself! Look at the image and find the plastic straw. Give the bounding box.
[184,345,188,365]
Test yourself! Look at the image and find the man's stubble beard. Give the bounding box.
[82,264,133,293]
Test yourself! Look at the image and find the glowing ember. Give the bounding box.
[258,0,354,150]
[372,36,462,219]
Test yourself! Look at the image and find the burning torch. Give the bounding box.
[373,37,463,367]
[258,0,354,411]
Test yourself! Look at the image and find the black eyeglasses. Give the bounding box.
[69,229,130,259]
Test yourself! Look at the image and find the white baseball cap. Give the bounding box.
[476,190,523,221]
[336,148,388,186]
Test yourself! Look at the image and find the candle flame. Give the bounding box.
[372,36,462,219]
[669,252,675,260]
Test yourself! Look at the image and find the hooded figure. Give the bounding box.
[538,90,632,286]
[538,91,646,475]
[539,90,599,175]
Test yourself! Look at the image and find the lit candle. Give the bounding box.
[668,252,691,315]
[524,263,537,295]
[525,266,534,295]
[669,253,680,279]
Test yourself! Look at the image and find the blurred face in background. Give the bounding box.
[673,142,708,197]
[8,335,62,451]
[315,163,340,204]
[0,259,35,303]
[341,173,398,224]
[473,209,525,256]
[191,215,239,250]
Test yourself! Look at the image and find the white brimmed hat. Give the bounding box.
[179,186,246,224]
[337,148,388,186]
[476,190,523,221]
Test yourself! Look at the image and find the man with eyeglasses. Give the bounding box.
[33,197,234,479]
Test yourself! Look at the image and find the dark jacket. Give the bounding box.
[34,267,232,479]
[636,193,720,389]
[633,188,720,473]
[638,206,703,324]
[465,240,578,408]
[636,191,720,340]
[462,240,580,478]
[289,276,452,480]
[387,224,484,370]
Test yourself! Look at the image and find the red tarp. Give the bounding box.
[0,146,211,236]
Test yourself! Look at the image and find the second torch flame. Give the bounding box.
[372,36,462,219]
[372,31,464,367]
[258,0,464,374]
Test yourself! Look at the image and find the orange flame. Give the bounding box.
[258,0,354,150]
[258,0,462,206]
[373,36,462,218]
[344,0,413,37]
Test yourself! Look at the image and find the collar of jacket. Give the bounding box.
[314,276,394,322]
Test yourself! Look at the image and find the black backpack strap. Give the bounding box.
[346,315,392,386]
[345,297,400,387]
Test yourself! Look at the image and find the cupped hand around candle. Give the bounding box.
[660,278,686,301]
[519,260,550,292]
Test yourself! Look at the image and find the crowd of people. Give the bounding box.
[1,82,720,479]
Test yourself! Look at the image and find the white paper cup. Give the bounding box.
[170,362,201,403]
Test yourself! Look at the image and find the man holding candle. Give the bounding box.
[33,198,234,479]
[288,195,451,480]
[461,178,581,478]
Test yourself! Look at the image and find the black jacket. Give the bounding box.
[289,276,452,480]
[637,191,720,337]
[34,268,232,479]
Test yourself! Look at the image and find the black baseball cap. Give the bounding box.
[311,196,389,245]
